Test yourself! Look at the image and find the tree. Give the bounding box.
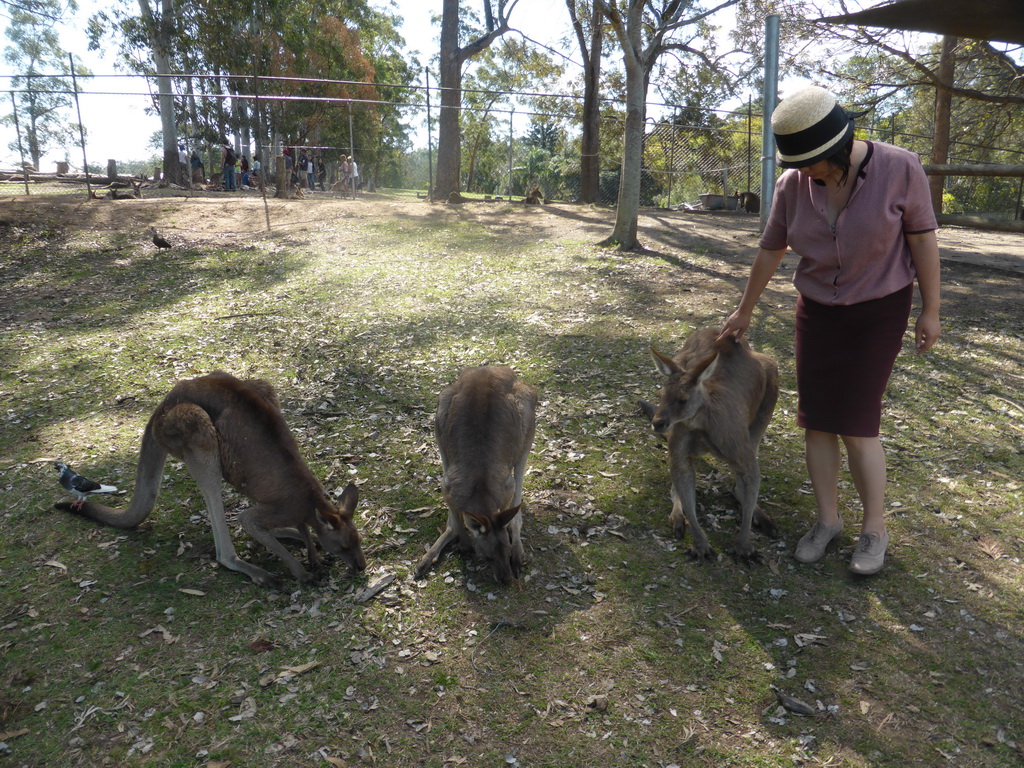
[595,0,739,250]
[434,0,519,199]
[89,0,415,182]
[565,0,604,203]
[3,0,92,170]
[461,37,563,194]
[135,0,183,184]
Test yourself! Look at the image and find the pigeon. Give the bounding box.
[55,461,118,510]
[150,227,172,249]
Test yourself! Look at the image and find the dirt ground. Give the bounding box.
[2,191,1021,276]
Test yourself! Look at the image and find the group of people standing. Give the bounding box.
[281,148,360,195]
[176,144,362,195]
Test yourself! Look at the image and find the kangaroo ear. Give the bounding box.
[637,399,656,422]
[495,505,522,529]
[337,482,359,515]
[651,347,680,377]
[466,511,491,532]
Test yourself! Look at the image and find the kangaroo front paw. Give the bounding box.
[729,547,762,564]
[686,544,716,562]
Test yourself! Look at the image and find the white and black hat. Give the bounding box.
[771,86,863,168]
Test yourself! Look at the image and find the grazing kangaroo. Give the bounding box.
[640,329,779,561]
[415,366,538,585]
[55,371,366,587]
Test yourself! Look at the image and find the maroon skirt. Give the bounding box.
[795,283,913,437]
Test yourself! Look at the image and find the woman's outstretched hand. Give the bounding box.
[718,310,751,341]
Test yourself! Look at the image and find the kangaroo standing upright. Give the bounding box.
[55,371,366,587]
[641,329,779,562]
[415,366,538,584]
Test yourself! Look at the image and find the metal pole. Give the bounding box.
[425,68,433,198]
[760,14,780,230]
[251,66,271,231]
[68,54,93,199]
[747,96,752,194]
[507,107,513,199]
[348,101,354,159]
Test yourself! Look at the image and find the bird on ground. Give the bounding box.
[150,227,172,249]
[54,461,118,510]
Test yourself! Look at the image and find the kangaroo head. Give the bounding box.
[465,506,522,585]
[316,483,366,572]
[649,347,717,433]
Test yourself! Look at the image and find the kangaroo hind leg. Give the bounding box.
[166,403,282,589]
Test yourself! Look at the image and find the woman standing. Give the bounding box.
[719,86,941,575]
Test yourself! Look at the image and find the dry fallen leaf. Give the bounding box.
[179,588,206,596]
[354,573,395,602]
[281,661,321,675]
[876,711,896,732]
[139,625,177,644]
[771,685,817,717]
[794,633,828,648]
[977,536,1004,559]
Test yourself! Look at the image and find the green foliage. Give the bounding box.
[3,0,91,167]
[85,0,418,180]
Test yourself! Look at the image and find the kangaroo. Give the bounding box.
[640,329,779,562]
[415,366,538,585]
[55,371,366,588]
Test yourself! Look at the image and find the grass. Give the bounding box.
[0,195,1022,767]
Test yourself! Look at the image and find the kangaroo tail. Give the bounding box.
[55,422,168,529]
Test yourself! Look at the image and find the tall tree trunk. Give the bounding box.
[930,35,957,213]
[433,0,516,200]
[606,59,646,248]
[434,0,463,199]
[139,0,181,185]
[569,1,603,203]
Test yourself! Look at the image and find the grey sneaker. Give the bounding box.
[848,530,889,576]
[794,515,844,563]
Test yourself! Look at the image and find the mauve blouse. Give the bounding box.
[759,141,938,306]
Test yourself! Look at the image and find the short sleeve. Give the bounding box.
[901,155,938,234]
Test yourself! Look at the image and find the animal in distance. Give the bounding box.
[640,329,779,561]
[415,366,538,585]
[149,227,172,249]
[55,371,365,587]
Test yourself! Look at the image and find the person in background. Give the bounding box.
[178,144,189,186]
[339,155,351,197]
[190,150,204,185]
[221,144,237,191]
[348,156,360,195]
[317,156,327,191]
[251,152,262,188]
[718,85,941,576]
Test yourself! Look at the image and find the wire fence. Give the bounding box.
[3,79,1023,221]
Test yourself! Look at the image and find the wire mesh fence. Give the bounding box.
[3,79,1022,221]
